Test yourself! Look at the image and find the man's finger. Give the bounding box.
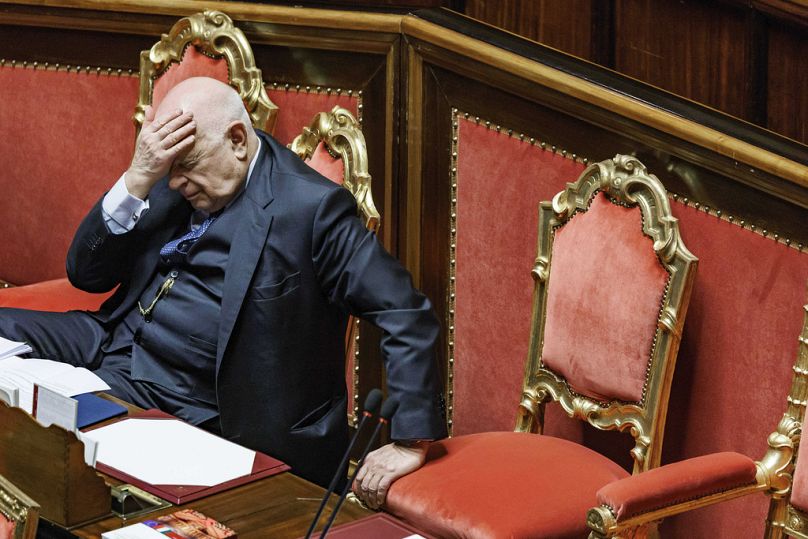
[375,476,392,508]
[143,105,155,123]
[165,135,195,160]
[162,122,196,150]
[365,473,382,509]
[150,109,185,135]
[157,111,194,139]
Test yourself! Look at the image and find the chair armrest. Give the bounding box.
[587,452,762,538]
[0,278,112,312]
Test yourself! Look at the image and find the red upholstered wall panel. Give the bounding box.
[0,66,138,285]
[266,88,359,146]
[451,117,808,537]
[452,117,585,436]
[661,203,808,536]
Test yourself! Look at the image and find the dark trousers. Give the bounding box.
[0,308,221,432]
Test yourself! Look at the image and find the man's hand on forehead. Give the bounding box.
[124,105,196,200]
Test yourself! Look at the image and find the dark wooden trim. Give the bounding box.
[590,0,615,69]
[746,7,769,127]
[411,7,808,166]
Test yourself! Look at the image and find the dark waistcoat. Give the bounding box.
[113,190,247,419]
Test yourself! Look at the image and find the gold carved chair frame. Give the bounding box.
[291,106,379,424]
[587,288,808,538]
[290,106,380,232]
[135,10,277,132]
[516,154,698,474]
[0,475,39,539]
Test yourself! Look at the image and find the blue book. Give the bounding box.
[75,393,127,429]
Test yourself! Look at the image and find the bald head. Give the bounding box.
[157,77,254,146]
[155,77,259,212]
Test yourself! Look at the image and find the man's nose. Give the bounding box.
[168,175,186,191]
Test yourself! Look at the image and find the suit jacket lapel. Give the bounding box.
[217,140,275,372]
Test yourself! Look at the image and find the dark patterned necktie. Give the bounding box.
[159,213,218,265]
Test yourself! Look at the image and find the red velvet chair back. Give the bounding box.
[518,155,698,473]
[290,107,379,425]
[135,10,277,133]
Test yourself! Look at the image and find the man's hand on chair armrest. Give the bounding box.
[590,452,759,535]
[353,441,429,510]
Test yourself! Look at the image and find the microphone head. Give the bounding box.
[363,389,383,416]
[379,396,400,421]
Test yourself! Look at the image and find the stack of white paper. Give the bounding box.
[0,356,111,414]
[0,336,31,360]
[83,419,256,486]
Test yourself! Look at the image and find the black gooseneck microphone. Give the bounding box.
[318,396,400,538]
[304,388,383,539]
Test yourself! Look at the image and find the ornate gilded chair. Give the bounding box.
[0,10,276,312]
[384,155,698,538]
[586,288,808,539]
[290,106,379,425]
[0,474,39,539]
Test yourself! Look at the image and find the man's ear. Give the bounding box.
[227,121,249,160]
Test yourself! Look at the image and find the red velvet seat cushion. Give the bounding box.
[386,432,630,539]
[0,278,112,312]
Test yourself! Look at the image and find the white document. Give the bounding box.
[76,431,99,467]
[0,336,32,360]
[83,418,256,486]
[0,383,18,407]
[33,384,78,431]
[102,523,167,538]
[0,357,110,414]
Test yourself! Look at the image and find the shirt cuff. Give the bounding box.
[102,173,150,234]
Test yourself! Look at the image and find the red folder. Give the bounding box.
[313,513,434,539]
[91,409,289,504]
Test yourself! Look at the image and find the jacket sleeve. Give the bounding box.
[66,196,143,293]
[312,186,447,441]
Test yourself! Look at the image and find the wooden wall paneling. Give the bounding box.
[614,0,752,121]
[767,23,808,144]
[403,15,808,232]
[464,0,597,61]
[401,11,808,538]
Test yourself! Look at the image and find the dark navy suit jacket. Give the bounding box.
[66,131,446,485]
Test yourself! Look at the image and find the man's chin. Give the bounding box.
[187,195,209,210]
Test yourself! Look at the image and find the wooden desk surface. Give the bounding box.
[71,397,372,538]
[72,472,371,538]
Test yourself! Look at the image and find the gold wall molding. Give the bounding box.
[446,109,587,435]
[0,0,403,33]
[0,58,137,77]
[403,16,808,191]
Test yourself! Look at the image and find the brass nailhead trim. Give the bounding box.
[0,58,137,77]
[446,109,586,433]
[268,82,363,124]
[669,193,805,254]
